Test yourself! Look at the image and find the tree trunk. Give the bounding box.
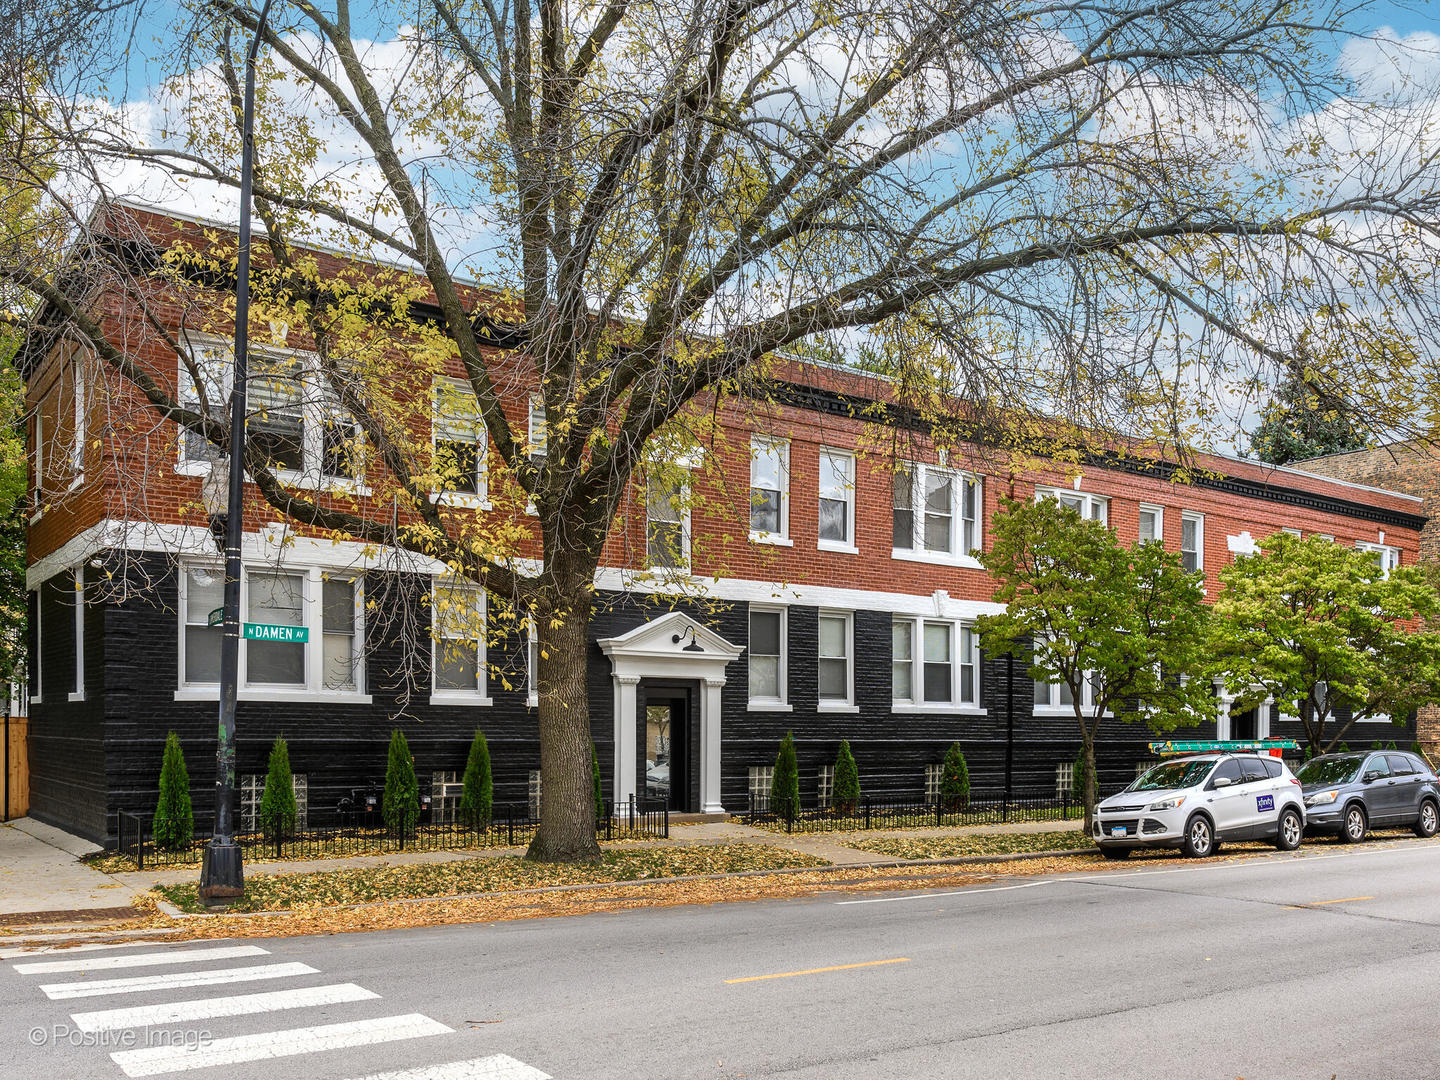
[1081,733,1098,834]
[525,587,602,863]
[1300,696,1323,758]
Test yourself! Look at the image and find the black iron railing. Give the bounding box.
[744,790,1080,833]
[113,795,668,870]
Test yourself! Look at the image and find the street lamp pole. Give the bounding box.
[199,0,275,904]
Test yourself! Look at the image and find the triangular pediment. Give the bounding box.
[597,610,745,663]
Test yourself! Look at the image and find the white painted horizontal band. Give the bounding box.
[344,1055,554,1080]
[41,962,319,1000]
[110,1012,453,1077]
[14,945,267,975]
[70,982,379,1032]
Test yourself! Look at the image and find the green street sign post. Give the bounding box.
[207,608,224,627]
[243,623,308,643]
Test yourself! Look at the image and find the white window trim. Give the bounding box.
[528,395,547,458]
[817,447,858,553]
[70,351,86,485]
[748,436,791,545]
[1032,649,1109,717]
[430,578,492,705]
[69,565,84,702]
[1181,510,1205,572]
[1280,526,1302,539]
[1035,486,1110,525]
[892,464,983,567]
[525,615,539,709]
[175,560,372,703]
[890,616,985,714]
[30,407,44,522]
[1138,503,1164,546]
[816,609,858,712]
[174,334,371,495]
[646,468,693,572]
[1356,540,1400,578]
[431,377,491,509]
[747,604,791,711]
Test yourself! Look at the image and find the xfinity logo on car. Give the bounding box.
[1257,794,1275,812]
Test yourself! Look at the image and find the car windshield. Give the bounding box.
[1297,756,1363,786]
[1129,759,1215,792]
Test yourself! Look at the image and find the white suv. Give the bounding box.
[1093,753,1306,859]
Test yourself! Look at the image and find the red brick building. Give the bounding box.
[22,205,1430,841]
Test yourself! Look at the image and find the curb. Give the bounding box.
[154,845,1097,920]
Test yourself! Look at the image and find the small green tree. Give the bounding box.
[258,736,297,836]
[1210,532,1440,756]
[459,729,494,828]
[1071,752,1096,808]
[833,740,861,815]
[151,731,193,852]
[771,732,800,822]
[940,742,971,811]
[382,728,419,835]
[976,497,1213,832]
[591,741,606,824]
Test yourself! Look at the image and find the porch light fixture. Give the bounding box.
[199,0,277,906]
[672,625,705,652]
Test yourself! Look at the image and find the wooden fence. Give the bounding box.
[2,715,27,820]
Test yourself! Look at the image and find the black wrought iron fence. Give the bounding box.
[744,789,1081,833]
[113,795,668,870]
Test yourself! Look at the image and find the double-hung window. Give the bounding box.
[1034,669,1100,712]
[179,563,367,698]
[892,617,980,709]
[527,396,547,459]
[1138,504,1163,545]
[646,470,690,570]
[432,581,488,702]
[892,464,981,561]
[817,449,855,550]
[433,379,487,502]
[749,438,789,542]
[817,611,854,708]
[1181,511,1204,572]
[177,338,230,468]
[748,607,787,708]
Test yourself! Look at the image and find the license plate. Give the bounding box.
[1110,826,1127,837]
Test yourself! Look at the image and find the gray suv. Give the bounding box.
[1297,751,1440,843]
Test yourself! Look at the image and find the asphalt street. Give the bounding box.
[4,840,1440,1079]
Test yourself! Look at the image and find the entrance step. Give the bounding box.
[667,812,729,824]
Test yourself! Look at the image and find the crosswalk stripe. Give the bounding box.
[0,940,187,959]
[41,962,320,1000]
[344,1055,554,1079]
[70,983,380,1031]
[13,945,267,975]
[110,1012,453,1077]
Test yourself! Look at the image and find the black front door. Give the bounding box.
[1231,705,1259,741]
[642,685,694,811]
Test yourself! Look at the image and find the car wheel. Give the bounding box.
[1414,799,1439,839]
[1100,846,1130,861]
[1182,815,1214,858]
[1275,807,1303,851]
[1339,803,1367,844]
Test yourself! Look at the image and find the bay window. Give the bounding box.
[892,617,980,709]
[892,464,981,561]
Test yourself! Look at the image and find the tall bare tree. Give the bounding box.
[6,0,1440,859]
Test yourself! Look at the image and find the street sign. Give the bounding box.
[243,623,308,643]
[207,608,224,627]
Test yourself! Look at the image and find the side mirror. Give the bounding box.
[1212,776,1233,789]
[1362,771,1382,783]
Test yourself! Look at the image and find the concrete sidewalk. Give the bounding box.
[0,818,147,921]
[109,816,1086,890]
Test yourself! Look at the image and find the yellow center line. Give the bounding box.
[1283,896,1375,910]
[724,958,911,984]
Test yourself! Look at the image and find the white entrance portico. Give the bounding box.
[598,611,745,814]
